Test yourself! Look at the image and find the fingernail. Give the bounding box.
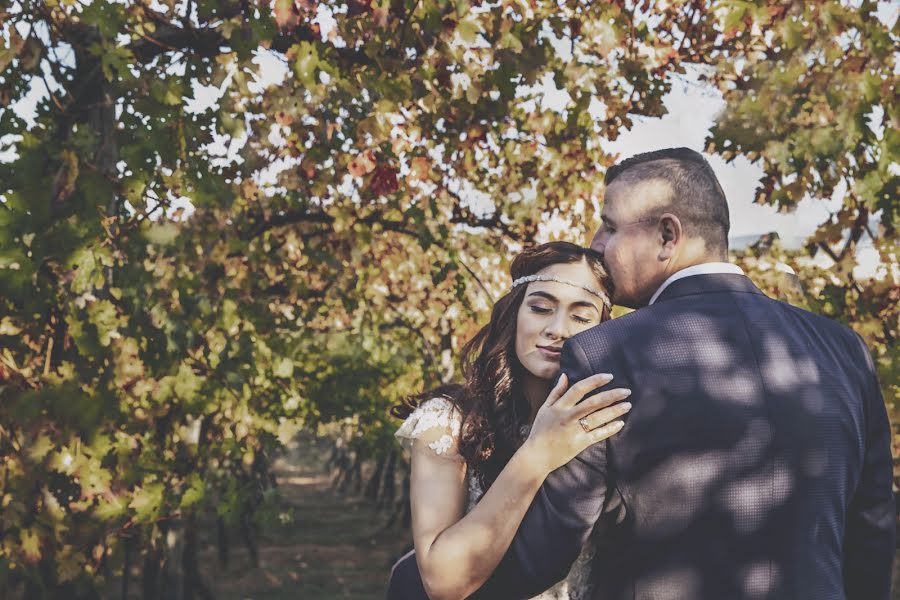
[620,402,632,412]
[613,421,625,430]
[621,389,632,398]
[599,373,613,380]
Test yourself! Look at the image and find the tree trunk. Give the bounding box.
[121,534,132,600]
[239,501,260,568]
[387,465,411,529]
[364,454,387,501]
[216,517,229,568]
[141,542,162,600]
[351,454,364,494]
[183,515,215,600]
[160,521,185,600]
[377,450,397,509]
[68,26,119,217]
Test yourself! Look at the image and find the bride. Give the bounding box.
[387,241,633,600]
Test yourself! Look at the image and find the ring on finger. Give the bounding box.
[578,416,591,433]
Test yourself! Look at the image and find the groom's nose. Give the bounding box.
[590,230,606,254]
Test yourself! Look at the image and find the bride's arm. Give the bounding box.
[409,432,543,600]
[410,373,632,600]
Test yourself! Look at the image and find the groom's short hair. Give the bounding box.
[605,148,730,255]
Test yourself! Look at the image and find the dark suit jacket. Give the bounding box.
[471,273,894,600]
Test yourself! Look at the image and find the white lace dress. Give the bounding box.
[395,397,597,600]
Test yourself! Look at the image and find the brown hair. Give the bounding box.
[605,147,730,256]
[393,241,610,490]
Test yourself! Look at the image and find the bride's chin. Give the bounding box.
[529,367,558,382]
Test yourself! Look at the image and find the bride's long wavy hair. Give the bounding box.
[392,241,611,490]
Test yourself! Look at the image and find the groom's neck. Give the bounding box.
[629,245,729,309]
[668,239,729,273]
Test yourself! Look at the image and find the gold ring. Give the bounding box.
[579,416,591,433]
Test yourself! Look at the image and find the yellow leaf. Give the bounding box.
[0,316,21,335]
[20,528,41,563]
[27,434,54,462]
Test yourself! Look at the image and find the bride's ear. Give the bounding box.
[657,213,681,261]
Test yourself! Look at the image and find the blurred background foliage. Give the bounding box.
[0,0,896,597]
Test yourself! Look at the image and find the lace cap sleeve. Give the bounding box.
[395,397,463,458]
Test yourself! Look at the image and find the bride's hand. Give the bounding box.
[523,373,632,475]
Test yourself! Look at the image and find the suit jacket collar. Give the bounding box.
[650,272,765,305]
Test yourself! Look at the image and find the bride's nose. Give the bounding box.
[542,313,570,341]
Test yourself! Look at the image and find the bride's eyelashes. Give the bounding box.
[528,305,593,325]
[528,305,552,315]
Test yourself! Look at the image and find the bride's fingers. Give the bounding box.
[543,373,568,406]
[585,419,626,443]
[557,373,614,408]
[571,387,632,418]
[577,400,632,432]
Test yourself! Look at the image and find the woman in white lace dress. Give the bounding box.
[386,242,633,600]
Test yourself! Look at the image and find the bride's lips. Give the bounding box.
[537,345,563,359]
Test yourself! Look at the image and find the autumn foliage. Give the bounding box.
[0,0,896,596]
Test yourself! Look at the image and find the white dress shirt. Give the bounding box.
[648,262,745,305]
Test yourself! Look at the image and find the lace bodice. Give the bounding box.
[395,397,596,600]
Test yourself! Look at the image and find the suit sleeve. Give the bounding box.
[843,334,895,600]
[471,337,614,599]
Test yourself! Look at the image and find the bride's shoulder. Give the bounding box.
[396,395,462,436]
[394,394,464,457]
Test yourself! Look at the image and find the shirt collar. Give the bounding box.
[648,262,745,306]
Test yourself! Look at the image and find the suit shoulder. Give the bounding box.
[759,296,873,366]
[778,298,863,341]
[568,302,670,348]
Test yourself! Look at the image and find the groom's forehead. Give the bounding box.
[602,177,672,218]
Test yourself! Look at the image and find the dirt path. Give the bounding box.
[197,437,410,600]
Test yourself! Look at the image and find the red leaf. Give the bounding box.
[369,165,399,196]
[348,149,376,177]
[346,0,371,18]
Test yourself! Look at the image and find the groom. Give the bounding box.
[472,148,894,599]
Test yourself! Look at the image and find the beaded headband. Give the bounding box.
[511,274,611,309]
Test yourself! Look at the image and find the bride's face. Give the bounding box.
[514,260,606,381]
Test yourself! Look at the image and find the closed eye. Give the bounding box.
[572,315,592,324]
[529,306,552,314]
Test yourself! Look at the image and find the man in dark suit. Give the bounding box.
[472,148,895,599]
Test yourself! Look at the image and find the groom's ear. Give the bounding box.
[657,213,681,260]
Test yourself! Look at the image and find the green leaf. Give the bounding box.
[94,495,128,521]
[273,357,294,378]
[181,475,206,509]
[129,483,166,523]
[87,299,124,347]
[142,222,180,246]
[457,18,481,44]
[291,42,320,87]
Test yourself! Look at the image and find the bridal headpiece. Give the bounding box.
[511,274,611,310]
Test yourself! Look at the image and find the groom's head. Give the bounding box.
[590,148,730,309]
